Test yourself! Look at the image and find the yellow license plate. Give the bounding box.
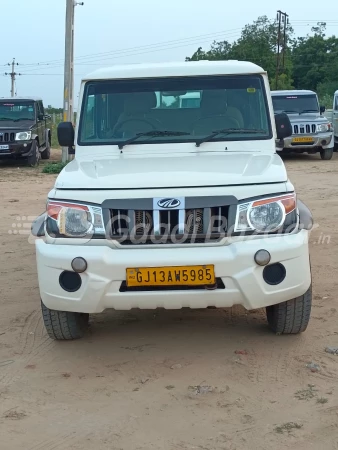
[292,137,314,143]
[126,265,215,287]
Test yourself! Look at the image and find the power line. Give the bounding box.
[9,18,337,73]
[18,32,243,75]
[16,21,338,74]
[17,28,243,71]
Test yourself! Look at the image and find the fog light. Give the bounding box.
[263,263,286,285]
[71,257,87,273]
[254,250,271,266]
[59,271,82,292]
[321,140,327,146]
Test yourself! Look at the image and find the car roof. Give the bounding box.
[0,96,42,102]
[83,60,266,81]
[271,90,316,96]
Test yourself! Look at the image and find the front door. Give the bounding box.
[36,101,45,146]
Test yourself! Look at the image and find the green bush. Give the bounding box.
[42,161,69,174]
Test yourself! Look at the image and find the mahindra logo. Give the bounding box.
[157,198,181,209]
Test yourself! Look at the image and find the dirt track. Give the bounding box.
[0,150,338,450]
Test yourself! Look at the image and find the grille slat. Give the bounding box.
[117,210,121,234]
[203,207,211,234]
[110,205,229,245]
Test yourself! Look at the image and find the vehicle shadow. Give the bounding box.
[49,307,305,373]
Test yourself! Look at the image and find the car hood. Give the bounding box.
[286,113,328,124]
[55,152,287,190]
[0,120,34,130]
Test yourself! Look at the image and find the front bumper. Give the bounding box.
[0,141,33,158]
[281,132,333,150]
[36,231,311,314]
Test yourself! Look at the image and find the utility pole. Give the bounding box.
[275,11,289,90]
[4,59,21,97]
[62,0,84,162]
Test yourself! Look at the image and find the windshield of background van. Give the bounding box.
[0,102,35,121]
[272,95,319,114]
[79,75,272,146]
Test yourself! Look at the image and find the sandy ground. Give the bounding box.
[0,150,338,450]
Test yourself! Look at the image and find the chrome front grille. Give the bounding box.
[293,124,316,134]
[0,132,15,142]
[110,206,229,245]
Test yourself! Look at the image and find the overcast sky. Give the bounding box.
[1,0,337,107]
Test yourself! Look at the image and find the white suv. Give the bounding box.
[32,61,313,340]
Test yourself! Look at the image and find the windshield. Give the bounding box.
[272,94,319,114]
[0,101,35,121]
[78,75,272,146]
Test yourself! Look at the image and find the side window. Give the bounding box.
[158,94,180,109]
[335,96,338,111]
[82,94,95,139]
[156,92,201,109]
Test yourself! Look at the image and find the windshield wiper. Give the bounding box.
[116,130,190,149]
[13,118,33,121]
[0,117,12,121]
[299,109,318,114]
[195,128,266,147]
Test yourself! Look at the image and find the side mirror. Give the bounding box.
[57,121,75,150]
[320,105,326,114]
[275,112,292,140]
[38,113,44,121]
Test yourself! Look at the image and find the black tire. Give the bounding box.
[41,134,51,160]
[320,148,333,160]
[27,140,40,167]
[41,301,89,340]
[266,285,312,335]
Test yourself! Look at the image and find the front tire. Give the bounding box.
[320,148,333,160]
[41,134,51,160]
[266,285,312,334]
[27,140,40,167]
[41,301,89,340]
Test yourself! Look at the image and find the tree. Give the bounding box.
[186,40,232,62]
[186,16,338,99]
[186,16,294,89]
[231,16,293,88]
[292,23,338,92]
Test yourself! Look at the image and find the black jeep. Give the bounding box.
[0,97,51,166]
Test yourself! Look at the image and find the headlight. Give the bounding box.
[15,131,32,140]
[46,201,105,238]
[234,194,297,233]
[317,123,331,133]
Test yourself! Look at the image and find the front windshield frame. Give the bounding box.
[0,101,36,121]
[78,74,273,147]
[272,94,319,114]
